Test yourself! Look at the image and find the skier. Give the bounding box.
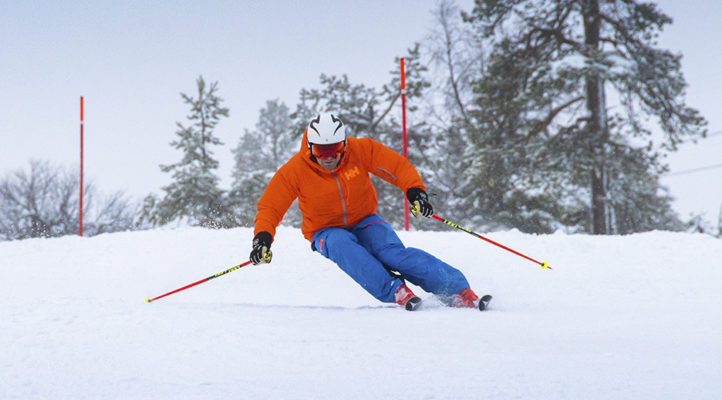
[249,113,483,310]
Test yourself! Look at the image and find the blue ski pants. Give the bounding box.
[311,214,470,303]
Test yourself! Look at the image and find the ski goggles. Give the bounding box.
[311,141,345,159]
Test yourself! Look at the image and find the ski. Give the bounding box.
[478,294,493,311]
[402,294,492,311]
[405,296,423,311]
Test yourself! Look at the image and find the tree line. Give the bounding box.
[2,0,719,241]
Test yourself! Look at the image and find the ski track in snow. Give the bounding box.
[1,227,721,399]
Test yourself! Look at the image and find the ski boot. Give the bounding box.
[451,288,493,311]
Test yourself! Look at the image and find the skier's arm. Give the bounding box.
[254,164,299,240]
[249,165,298,265]
[363,138,425,193]
[363,138,433,218]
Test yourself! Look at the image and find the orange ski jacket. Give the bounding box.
[254,130,426,241]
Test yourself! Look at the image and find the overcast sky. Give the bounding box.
[1,0,720,228]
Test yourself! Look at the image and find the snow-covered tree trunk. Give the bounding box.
[583,0,611,234]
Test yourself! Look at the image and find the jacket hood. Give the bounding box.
[300,128,310,153]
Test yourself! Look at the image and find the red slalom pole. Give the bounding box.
[79,96,84,236]
[400,58,409,231]
[145,261,253,303]
[432,214,551,270]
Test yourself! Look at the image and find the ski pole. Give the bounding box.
[145,260,253,303]
[431,214,551,270]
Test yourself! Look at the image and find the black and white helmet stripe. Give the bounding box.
[331,114,344,135]
[308,115,321,135]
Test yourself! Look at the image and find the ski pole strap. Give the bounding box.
[431,214,551,270]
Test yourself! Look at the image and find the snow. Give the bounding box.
[2,226,721,399]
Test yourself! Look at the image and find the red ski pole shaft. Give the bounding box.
[145,261,253,303]
[431,215,551,270]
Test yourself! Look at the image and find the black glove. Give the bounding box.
[406,187,433,218]
[250,231,273,265]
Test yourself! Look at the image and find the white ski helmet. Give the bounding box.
[306,113,347,160]
[307,113,346,145]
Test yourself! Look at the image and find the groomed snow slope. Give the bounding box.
[2,227,721,399]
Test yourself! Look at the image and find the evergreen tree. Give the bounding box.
[145,76,232,228]
[461,0,706,234]
[229,99,300,227]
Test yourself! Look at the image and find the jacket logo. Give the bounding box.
[344,166,360,180]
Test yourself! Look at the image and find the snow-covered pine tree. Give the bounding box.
[148,76,232,228]
[229,99,300,227]
[461,0,707,234]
